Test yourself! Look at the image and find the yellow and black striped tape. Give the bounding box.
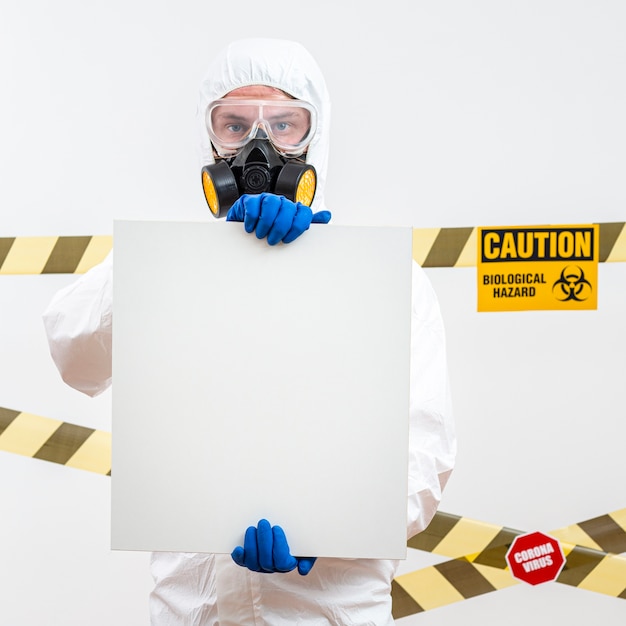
[0,236,112,275]
[0,223,624,274]
[412,221,626,267]
[2,405,624,610]
[0,407,111,475]
[407,509,626,559]
[392,510,626,617]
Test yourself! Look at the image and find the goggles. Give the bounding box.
[206,98,317,157]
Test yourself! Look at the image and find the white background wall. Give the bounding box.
[1,1,624,624]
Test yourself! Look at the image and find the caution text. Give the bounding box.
[481,228,594,262]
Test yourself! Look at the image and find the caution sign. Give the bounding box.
[505,531,565,585]
[477,225,599,312]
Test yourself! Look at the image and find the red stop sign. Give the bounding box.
[505,531,565,585]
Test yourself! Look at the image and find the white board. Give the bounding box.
[111,220,412,559]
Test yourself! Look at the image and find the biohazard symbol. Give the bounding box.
[552,265,593,302]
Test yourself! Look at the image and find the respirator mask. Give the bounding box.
[201,98,318,217]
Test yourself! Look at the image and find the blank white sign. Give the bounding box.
[111,220,412,559]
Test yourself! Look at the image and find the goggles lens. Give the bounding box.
[207,99,316,156]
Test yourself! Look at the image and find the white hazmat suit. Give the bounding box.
[43,38,456,626]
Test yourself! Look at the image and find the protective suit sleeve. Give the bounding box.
[406,261,456,539]
[42,252,113,397]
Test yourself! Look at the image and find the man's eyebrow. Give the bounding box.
[214,112,251,122]
[266,110,307,120]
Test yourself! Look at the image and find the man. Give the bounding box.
[44,38,455,625]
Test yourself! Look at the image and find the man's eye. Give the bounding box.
[227,124,244,133]
[273,122,290,132]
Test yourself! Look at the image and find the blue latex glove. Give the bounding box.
[231,519,317,576]
[226,193,331,245]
